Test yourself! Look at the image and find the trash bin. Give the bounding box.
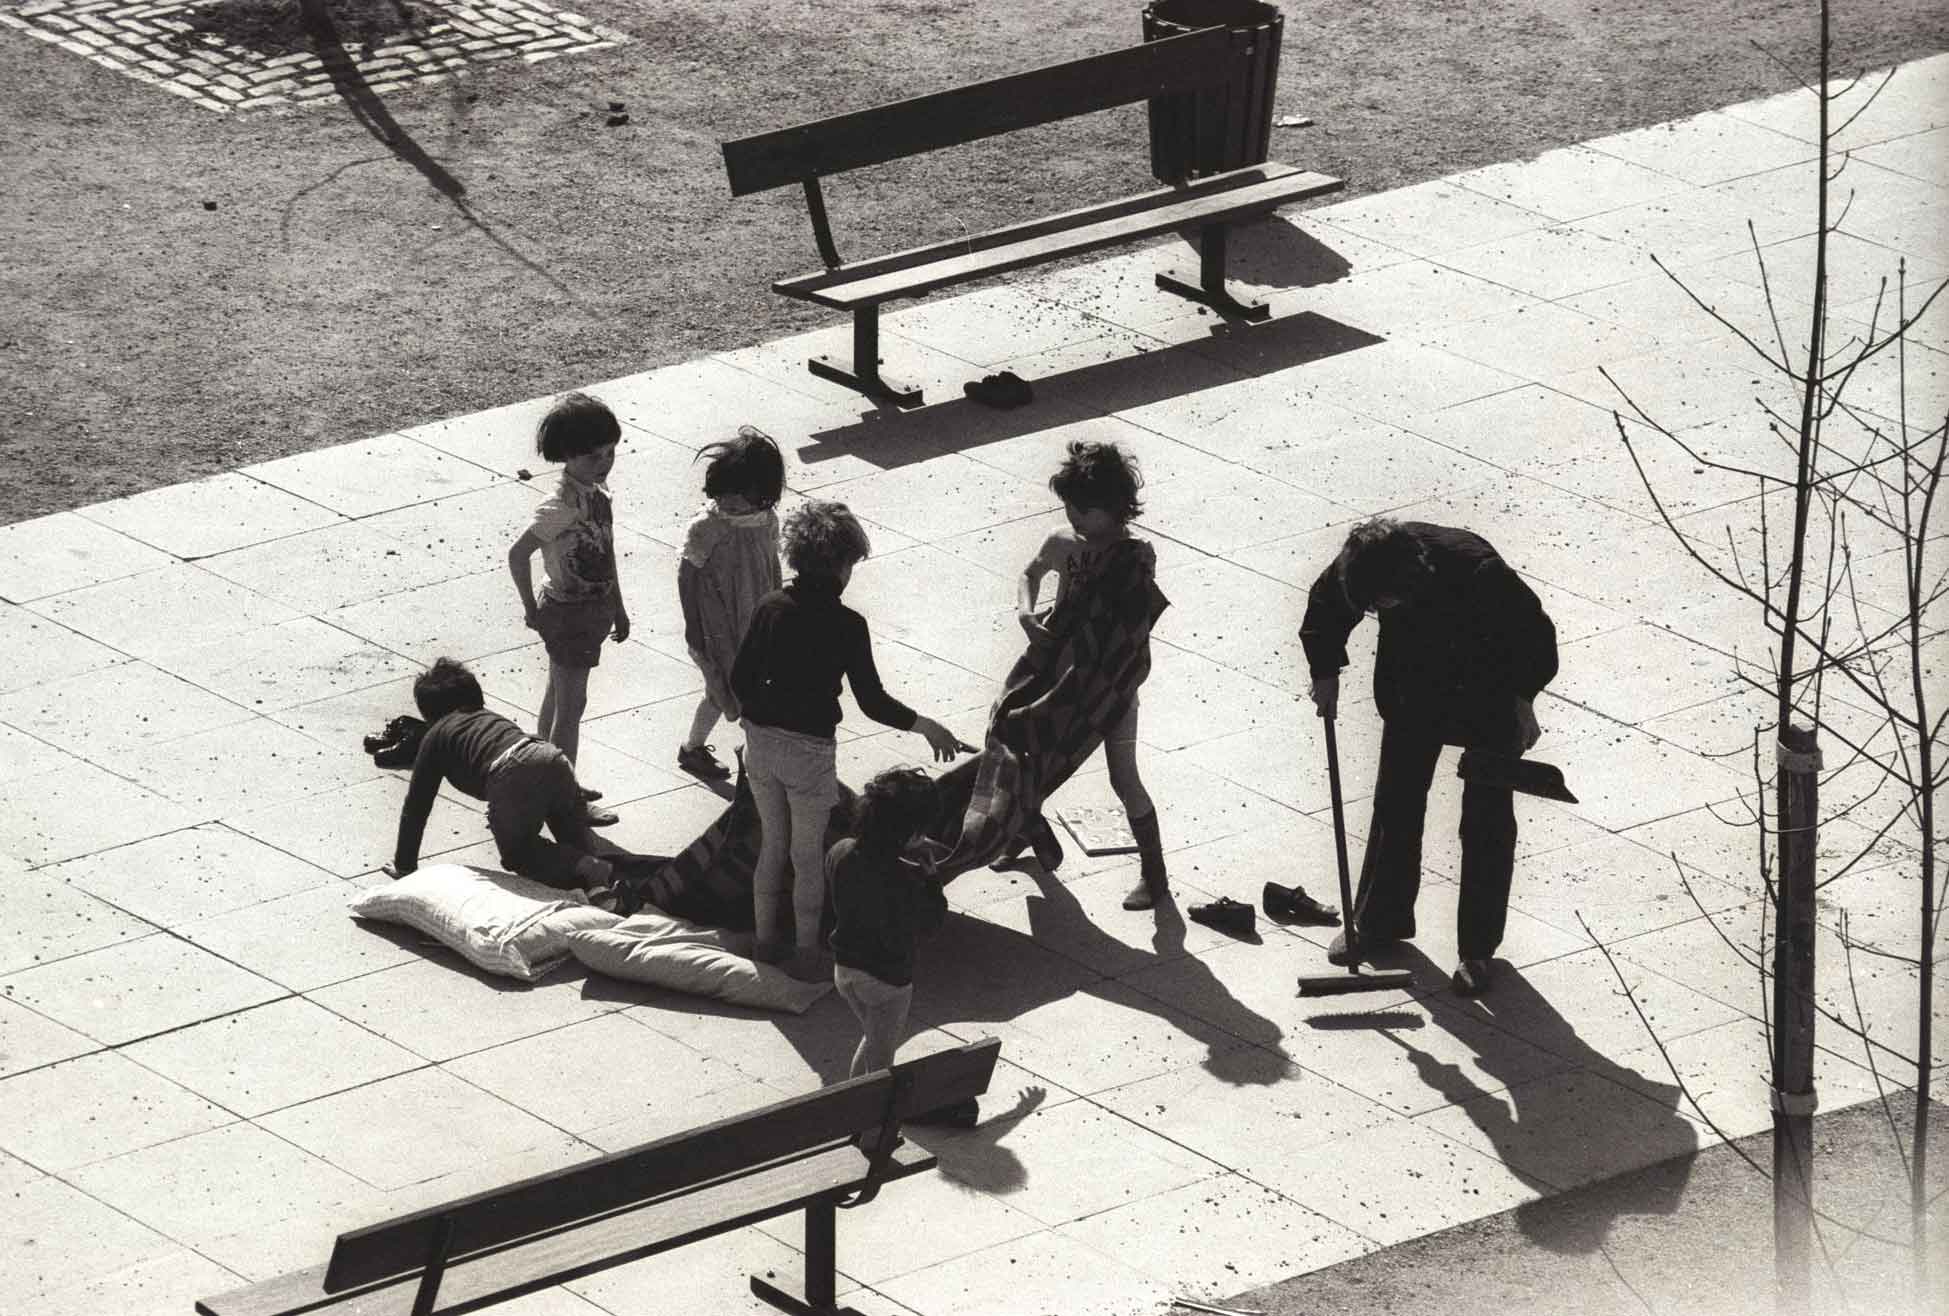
[1143,0,1283,184]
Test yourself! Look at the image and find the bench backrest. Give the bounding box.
[321,1037,1001,1294]
[723,26,1244,196]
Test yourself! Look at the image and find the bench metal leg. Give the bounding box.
[808,306,923,408]
[1156,222,1271,321]
[750,1200,866,1316]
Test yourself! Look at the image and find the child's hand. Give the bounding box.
[916,717,967,762]
[611,607,631,644]
[523,606,540,633]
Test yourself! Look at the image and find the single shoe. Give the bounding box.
[909,1098,980,1128]
[579,785,604,802]
[1187,896,1255,936]
[1262,881,1340,926]
[1122,870,1166,911]
[1325,928,1406,966]
[677,743,733,780]
[1451,958,1495,997]
[582,804,620,827]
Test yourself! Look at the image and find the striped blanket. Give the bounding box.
[614,537,1166,916]
[925,537,1169,880]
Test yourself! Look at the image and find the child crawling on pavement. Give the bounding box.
[387,657,615,895]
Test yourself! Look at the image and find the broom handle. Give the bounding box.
[1321,712,1360,972]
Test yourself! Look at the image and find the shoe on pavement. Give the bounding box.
[1263,881,1339,926]
[677,743,733,780]
[582,804,620,827]
[579,785,603,801]
[1326,928,1405,966]
[1187,896,1255,936]
[1452,958,1495,997]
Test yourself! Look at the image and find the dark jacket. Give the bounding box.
[1299,523,1557,746]
[730,575,917,739]
[826,837,947,987]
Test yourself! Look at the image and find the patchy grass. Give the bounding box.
[0,0,1944,522]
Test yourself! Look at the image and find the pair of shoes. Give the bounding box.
[582,804,620,827]
[909,1098,980,1128]
[1325,928,1406,966]
[1451,958,1495,997]
[677,743,733,780]
[963,370,1034,408]
[364,715,426,768]
[1187,896,1255,936]
[1263,882,1340,926]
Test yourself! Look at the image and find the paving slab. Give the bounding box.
[3,60,1947,1316]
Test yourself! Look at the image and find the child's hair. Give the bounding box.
[1337,518,1431,610]
[781,499,872,576]
[853,767,939,855]
[698,425,785,506]
[535,392,622,462]
[1049,439,1144,522]
[413,657,486,722]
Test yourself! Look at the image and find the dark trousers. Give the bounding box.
[484,741,599,889]
[1353,719,1517,959]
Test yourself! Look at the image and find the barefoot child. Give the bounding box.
[508,392,630,825]
[828,767,947,1079]
[390,658,614,894]
[676,425,784,780]
[1016,439,1170,911]
[730,500,969,978]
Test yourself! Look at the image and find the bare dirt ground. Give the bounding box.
[2,0,1944,524]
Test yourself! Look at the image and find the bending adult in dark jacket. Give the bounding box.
[1299,518,1558,996]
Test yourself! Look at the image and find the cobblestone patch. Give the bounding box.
[0,0,629,111]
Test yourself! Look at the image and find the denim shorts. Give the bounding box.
[535,595,614,668]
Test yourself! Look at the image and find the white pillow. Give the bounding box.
[565,913,832,1014]
[350,864,622,982]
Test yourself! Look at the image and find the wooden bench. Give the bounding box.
[195,1038,1001,1316]
[721,25,1344,406]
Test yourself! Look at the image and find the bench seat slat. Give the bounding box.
[196,1143,936,1316]
[776,166,1344,309]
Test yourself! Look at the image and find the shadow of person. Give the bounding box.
[1387,943,1699,1254]
[904,1083,1047,1194]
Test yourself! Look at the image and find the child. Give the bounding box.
[730,499,968,979]
[509,392,629,826]
[1016,439,1169,911]
[676,425,785,780]
[390,658,614,894]
[828,767,947,1080]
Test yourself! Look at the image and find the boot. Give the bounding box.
[1122,809,1167,910]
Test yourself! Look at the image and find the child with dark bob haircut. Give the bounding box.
[1015,438,1170,911]
[731,500,969,978]
[676,425,785,780]
[828,766,949,1079]
[509,392,629,824]
[389,657,614,893]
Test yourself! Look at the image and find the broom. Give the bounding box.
[1297,710,1415,996]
